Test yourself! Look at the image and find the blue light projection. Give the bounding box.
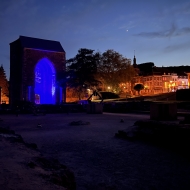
[34,58,56,104]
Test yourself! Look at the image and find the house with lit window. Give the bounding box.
[162,73,173,93]
[185,73,190,88]
[177,75,188,90]
[143,75,163,94]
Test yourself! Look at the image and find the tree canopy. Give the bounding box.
[134,83,144,95]
[0,65,9,101]
[66,48,100,99]
[97,49,136,92]
[66,48,137,100]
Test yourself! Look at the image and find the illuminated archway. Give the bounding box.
[34,58,56,104]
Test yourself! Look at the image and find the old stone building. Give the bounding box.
[10,36,66,107]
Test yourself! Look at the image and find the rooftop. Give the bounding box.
[10,36,65,52]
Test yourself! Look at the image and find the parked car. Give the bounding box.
[92,91,120,102]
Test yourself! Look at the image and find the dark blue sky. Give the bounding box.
[1,0,190,79]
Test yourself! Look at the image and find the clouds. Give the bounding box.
[164,41,190,53]
[177,27,190,35]
[173,1,190,15]
[134,22,190,53]
[134,24,190,39]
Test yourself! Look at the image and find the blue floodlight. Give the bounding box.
[34,58,56,104]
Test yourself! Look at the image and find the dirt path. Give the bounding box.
[1,113,190,190]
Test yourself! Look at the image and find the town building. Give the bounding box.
[177,75,188,90]
[186,73,190,88]
[132,56,190,95]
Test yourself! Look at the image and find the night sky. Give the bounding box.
[1,0,190,79]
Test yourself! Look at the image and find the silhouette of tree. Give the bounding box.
[66,48,101,100]
[97,49,136,92]
[134,83,144,95]
[0,65,9,102]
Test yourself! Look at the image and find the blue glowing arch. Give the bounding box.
[34,58,56,104]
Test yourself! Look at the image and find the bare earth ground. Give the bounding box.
[0,136,67,190]
[1,112,190,190]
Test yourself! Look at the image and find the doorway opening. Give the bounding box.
[34,58,56,104]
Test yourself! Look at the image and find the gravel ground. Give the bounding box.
[1,112,190,190]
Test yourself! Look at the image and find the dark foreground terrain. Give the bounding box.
[1,112,190,190]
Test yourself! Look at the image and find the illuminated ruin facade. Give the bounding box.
[10,36,66,107]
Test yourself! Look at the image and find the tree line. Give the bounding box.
[0,65,9,103]
[0,48,139,103]
[66,48,136,100]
